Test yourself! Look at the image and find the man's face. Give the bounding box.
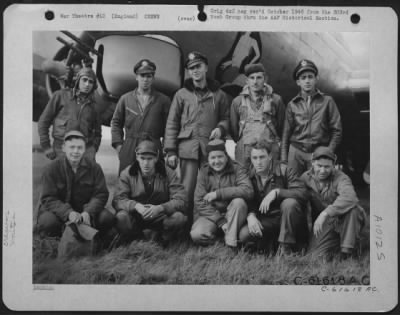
[136,73,154,90]
[250,148,271,174]
[247,72,266,93]
[187,62,208,82]
[296,71,317,93]
[137,153,158,176]
[78,75,95,94]
[312,158,334,180]
[62,138,86,165]
[208,150,228,172]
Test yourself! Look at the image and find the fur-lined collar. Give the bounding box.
[240,83,274,97]
[183,78,221,92]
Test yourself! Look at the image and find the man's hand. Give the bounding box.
[147,205,164,220]
[44,148,57,160]
[209,128,222,140]
[259,189,279,214]
[203,192,217,203]
[81,212,91,226]
[221,223,228,234]
[313,211,329,237]
[247,214,263,237]
[220,60,232,70]
[135,203,152,218]
[68,211,82,224]
[115,144,122,154]
[166,155,178,169]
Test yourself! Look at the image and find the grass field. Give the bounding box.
[32,133,370,285]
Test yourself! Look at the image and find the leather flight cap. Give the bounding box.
[244,63,266,76]
[135,140,158,156]
[134,59,156,74]
[312,146,336,161]
[293,59,318,80]
[74,67,98,90]
[185,51,208,68]
[206,139,226,154]
[64,130,86,142]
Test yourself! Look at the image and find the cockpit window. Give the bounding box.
[94,35,182,98]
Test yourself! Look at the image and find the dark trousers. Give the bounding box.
[309,206,366,256]
[115,210,187,242]
[37,209,115,237]
[239,198,308,249]
[180,158,207,227]
[288,144,312,177]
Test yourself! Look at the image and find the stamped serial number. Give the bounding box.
[293,275,370,285]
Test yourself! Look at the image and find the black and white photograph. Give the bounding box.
[3,4,398,312]
[32,29,371,284]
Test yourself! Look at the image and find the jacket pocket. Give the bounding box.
[125,107,139,129]
[197,126,213,138]
[177,129,193,139]
[53,118,68,139]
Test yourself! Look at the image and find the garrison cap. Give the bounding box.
[244,63,266,76]
[312,146,336,161]
[64,130,86,142]
[293,59,318,80]
[134,59,156,75]
[206,139,226,154]
[185,51,208,68]
[135,139,158,156]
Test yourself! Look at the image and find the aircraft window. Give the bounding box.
[93,35,182,99]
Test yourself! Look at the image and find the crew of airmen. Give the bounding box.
[37,52,366,260]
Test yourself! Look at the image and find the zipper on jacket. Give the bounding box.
[307,95,312,142]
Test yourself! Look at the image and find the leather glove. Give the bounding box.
[166,154,178,169]
[44,148,57,160]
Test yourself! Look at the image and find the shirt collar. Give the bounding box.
[293,88,324,102]
[63,155,90,170]
[72,88,94,103]
[240,83,273,97]
[134,87,154,96]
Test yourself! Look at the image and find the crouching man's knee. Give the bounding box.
[190,228,205,244]
[115,210,133,236]
[190,217,217,246]
[163,212,187,231]
[280,198,301,211]
[280,198,301,215]
[238,224,252,244]
[227,198,248,215]
[37,211,64,237]
[95,209,116,232]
